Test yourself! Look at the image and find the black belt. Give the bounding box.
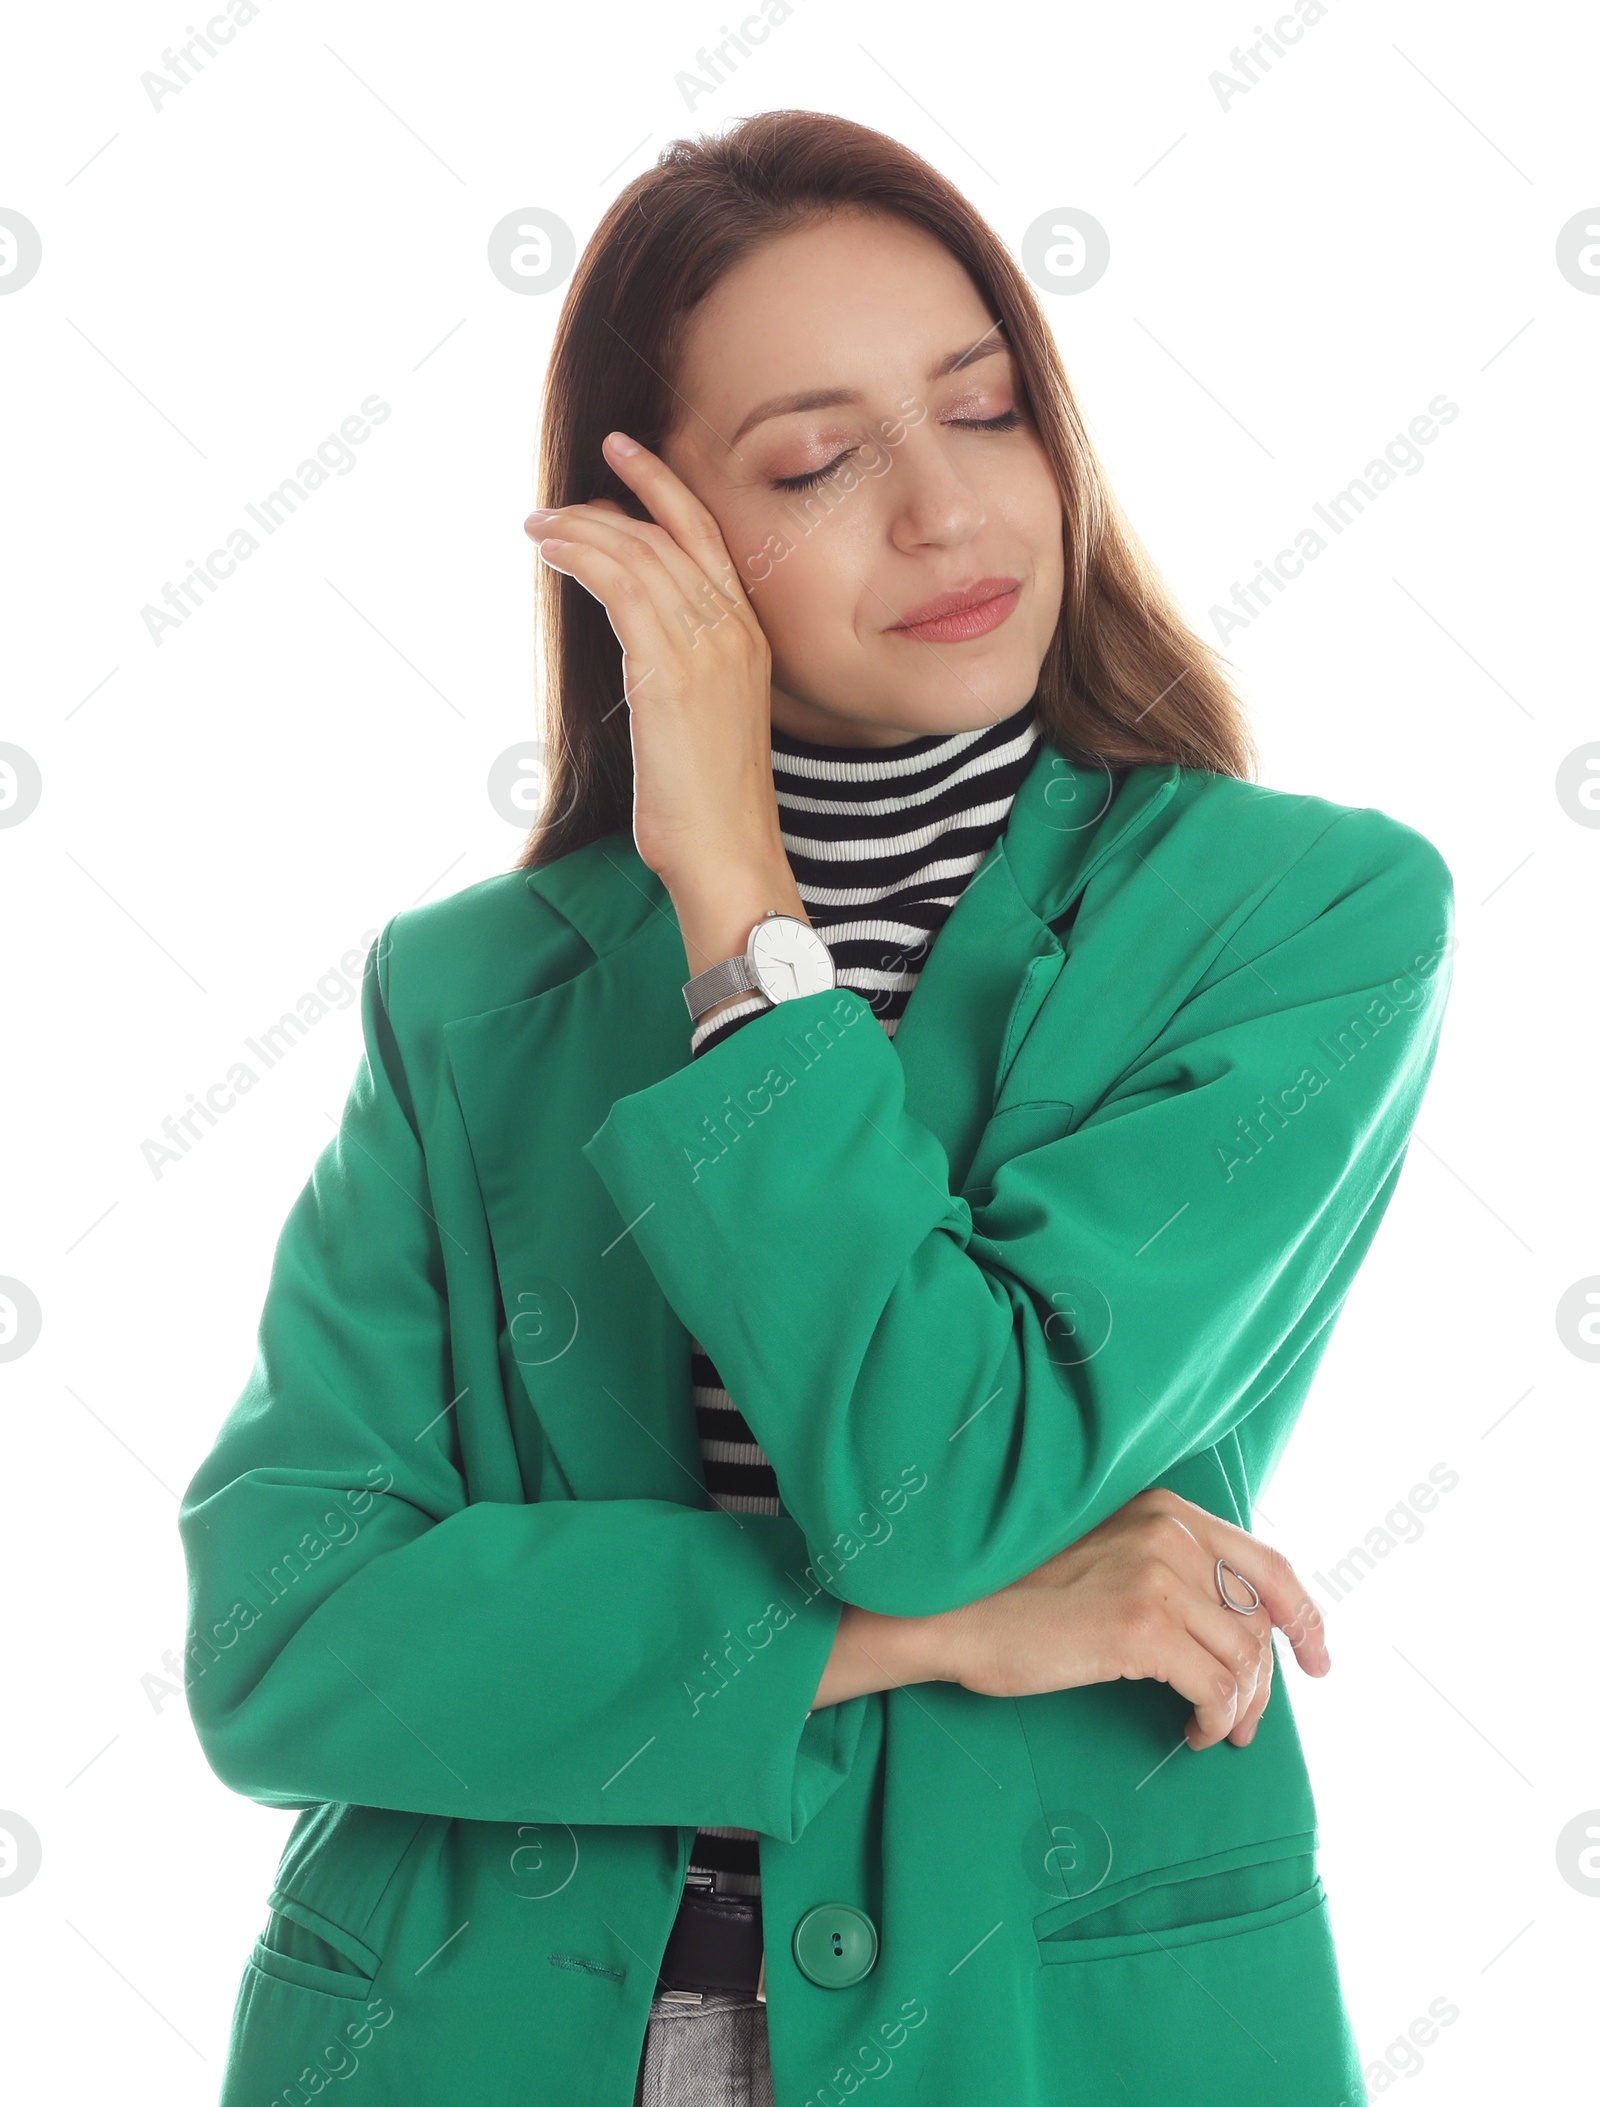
[655,1883,765,2000]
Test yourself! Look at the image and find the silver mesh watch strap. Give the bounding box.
[683,951,764,1022]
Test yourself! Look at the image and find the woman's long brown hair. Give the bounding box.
[517,109,1255,871]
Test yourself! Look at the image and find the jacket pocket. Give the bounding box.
[258,1889,383,1981]
[1037,1876,1326,1966]
[1030,1873,1361,2106]
[1034,1830,1320,1963]
[222,1820,419,2107]
[247,1926,376,2001]
[267,1801,432,1978]
[223,1951,397,2107]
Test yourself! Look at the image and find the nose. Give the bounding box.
[886,429,987,553]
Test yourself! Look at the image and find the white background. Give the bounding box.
[2,0,1595,2097]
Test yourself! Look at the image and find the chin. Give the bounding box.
[770,642,1045,747]
[882,651,1042,728]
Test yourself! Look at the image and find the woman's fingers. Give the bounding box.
[531,539,683,703]
[1195,1517,1328,1678]
[599,431,752,607]
[519,433,771,735]
[1143,1626,1251,1751]
[1232,1626,1275,1745]
[531,515,734,666]
[528,498,743,640]
[523,432,753,621]
[949,1492,1328,1755]
[1109,1493,1324,1750]
[1131,1492,1330,1677]
[1177,1596,1275,1748]
[1217,1532,1329,1678]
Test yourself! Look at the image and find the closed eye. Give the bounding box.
[770,409,1024,494]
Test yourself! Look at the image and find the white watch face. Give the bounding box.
[749,916,835,1004]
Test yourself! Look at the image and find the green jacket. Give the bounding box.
[180,737,1453,2107]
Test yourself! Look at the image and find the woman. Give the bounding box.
[180,111,1453,2107]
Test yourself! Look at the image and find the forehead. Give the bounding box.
[672,210,999,417]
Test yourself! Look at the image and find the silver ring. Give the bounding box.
[1216,1558,1261,1614]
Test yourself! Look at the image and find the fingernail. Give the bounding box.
[605,431,642,457]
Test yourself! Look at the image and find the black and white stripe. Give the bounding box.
[681,697,1040,1900]
[689,698,1043,1056]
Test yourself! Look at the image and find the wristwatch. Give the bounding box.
[682,910,836,1023]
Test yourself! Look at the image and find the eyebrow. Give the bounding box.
[726,320,1011,448]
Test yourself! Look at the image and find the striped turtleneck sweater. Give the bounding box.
[679,694,1042,1904]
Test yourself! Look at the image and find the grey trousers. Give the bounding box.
[633,1991,776,2107]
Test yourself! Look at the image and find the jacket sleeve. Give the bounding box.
[690,994,770,1060]
[580,807,1455,1619]
[178,924,860,1831]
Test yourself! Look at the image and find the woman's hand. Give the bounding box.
[524,433,807,988]
[813,1489,1329,1752]
[935,1488,1329,1749]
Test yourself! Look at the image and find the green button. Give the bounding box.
[792,1902,878,1988]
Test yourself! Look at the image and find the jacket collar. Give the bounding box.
[445,739,1179,1504]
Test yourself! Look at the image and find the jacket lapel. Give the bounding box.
[443,849,707,1507]
[442,742,1181,1502]
[891,744,1181,1188]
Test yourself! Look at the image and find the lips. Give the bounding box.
[887,575,1022,643]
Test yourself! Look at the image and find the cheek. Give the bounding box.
[731,500,875,650]
[1000,449,1066,554]
[1000,454,1066,620]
